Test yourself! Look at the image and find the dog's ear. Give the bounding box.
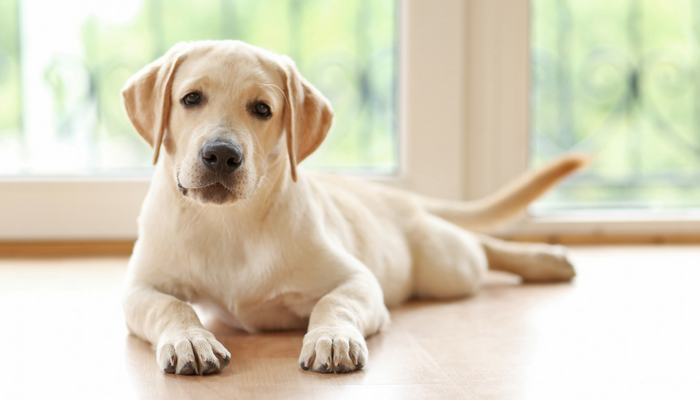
[121,44,188,165]
[279,56,334,182]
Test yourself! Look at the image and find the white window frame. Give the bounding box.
[1,0,698,241]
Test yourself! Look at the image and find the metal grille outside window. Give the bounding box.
[532,0,700,212]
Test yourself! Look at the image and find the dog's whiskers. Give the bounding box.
[176,204,206,244]
[222,217,234,244]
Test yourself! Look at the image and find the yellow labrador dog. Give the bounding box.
[121,40,585,376]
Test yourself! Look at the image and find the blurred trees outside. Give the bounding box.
[0,0,397,174]
[0,0,21,139]
[532,0,700,210]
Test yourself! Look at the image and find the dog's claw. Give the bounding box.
[202,361,218,375]
[217,353,231,367]
[315,363,332,374]
[163,354,177,373]
[179,362,196,375]
[335,364,351,374]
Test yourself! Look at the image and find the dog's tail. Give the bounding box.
[420,153,589,230]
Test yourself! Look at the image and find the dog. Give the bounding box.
[121,40,585,375]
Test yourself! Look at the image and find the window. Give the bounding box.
[3,0,697,241]
[1,0,397,176]
[532,0,700,213]
[458,0,699,239]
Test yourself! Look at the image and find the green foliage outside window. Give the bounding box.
[532,0,700,211]
[0,0,21,139]
[49,0,398,173]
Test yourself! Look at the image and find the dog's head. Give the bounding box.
[121,41,334,205]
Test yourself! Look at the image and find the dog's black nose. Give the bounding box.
[201,140,243,174]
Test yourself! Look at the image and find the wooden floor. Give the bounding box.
[1,246,699,400]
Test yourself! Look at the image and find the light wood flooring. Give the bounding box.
[1,246,699,399]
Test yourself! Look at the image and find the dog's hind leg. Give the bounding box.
[410,214,575,300]
[411,214,489,299]
[478,234,576,283]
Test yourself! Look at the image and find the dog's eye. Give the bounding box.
[183,92,202,106]
[252,103,271,118]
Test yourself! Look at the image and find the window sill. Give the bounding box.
[500,212,700,241]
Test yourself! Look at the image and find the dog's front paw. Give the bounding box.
[157,328,231,375]
[299,326,368,374]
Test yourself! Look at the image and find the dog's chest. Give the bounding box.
[178,237,320,332]
[196,290,319,332]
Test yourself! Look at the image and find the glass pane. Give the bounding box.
[0,0,22,170]
[531,0,700,212]
[3,0,397,176]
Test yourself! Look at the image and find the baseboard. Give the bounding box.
[500,234,700,245]
[0,235,698,258]
[0,241,136,257]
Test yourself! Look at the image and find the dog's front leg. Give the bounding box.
[299,269,389,374]
[123,285,231,375]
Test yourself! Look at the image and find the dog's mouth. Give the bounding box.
[194,182,234,204]
[177,175,237,204]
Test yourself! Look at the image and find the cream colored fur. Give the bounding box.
[121,40,585,375]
